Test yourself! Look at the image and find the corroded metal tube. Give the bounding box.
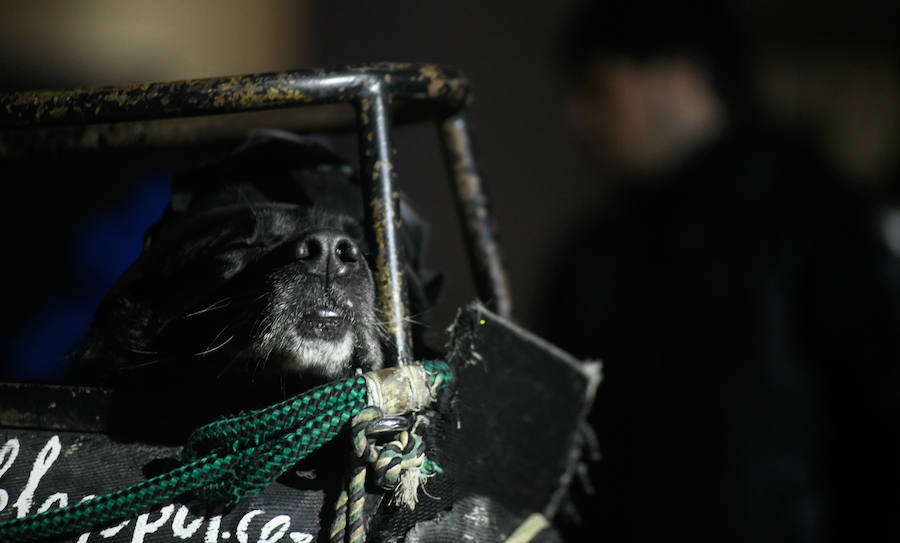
[440,113,513,318]
[356,81,413,366]
[0,63,468,129]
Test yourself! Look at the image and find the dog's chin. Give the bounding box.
[276,329,355,378]
[248,310,382,379]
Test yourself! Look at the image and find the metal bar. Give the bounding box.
[440,113,514,318]
[0,63,468,129]
[356,80,413,366]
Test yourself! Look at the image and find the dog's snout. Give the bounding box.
[296,230,362,279]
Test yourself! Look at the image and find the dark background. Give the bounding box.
[1,0,896,381]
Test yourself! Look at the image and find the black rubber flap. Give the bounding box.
[370,302,601,542]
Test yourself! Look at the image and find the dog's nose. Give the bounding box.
[296,230,362,279]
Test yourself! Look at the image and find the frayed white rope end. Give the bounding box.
[393,465,431,510]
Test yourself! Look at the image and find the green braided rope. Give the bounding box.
[0,361,453,543]
[184,375,367,459]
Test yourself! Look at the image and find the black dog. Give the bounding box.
[72,132,438,440]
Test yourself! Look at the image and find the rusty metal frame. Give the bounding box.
[0,63,512,368]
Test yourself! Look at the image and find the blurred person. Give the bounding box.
[539,1,900,541]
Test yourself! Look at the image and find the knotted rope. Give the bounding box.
[330,406,443,543]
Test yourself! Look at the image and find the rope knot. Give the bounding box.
[331,405,444,543]
[351,407,440,505]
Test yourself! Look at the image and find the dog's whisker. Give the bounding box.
[258,345,275,374]
[403,316,427,327]
[120,358,165,370]
[369,318,392,338]
[374,325,390,341]
[203,325,231,351]
[195,335,234,357]
[125,347,161,356]
[183,297,233,318]
[249,314,270,338]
